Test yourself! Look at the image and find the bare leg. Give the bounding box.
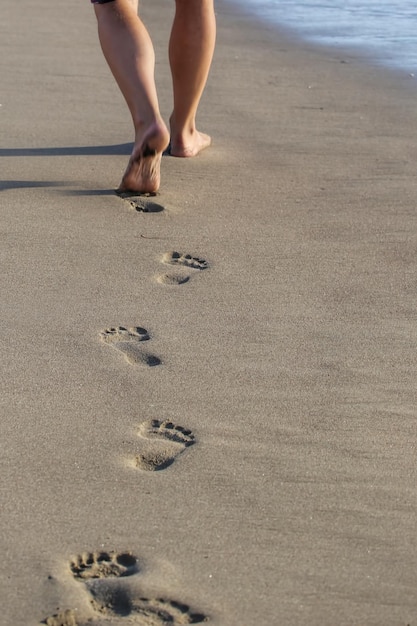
[94,0,169,193]
[169,0,216,157]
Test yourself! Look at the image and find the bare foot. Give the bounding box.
[118,121,169,194]
[169,119,211,157]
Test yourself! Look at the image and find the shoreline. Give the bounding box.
[221,0,417,77]
[2,0,417,625]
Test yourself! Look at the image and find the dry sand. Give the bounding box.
[1,0,417,624]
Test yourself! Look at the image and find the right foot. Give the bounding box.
[169,120,211,157]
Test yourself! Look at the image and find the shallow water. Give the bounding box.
[229,0,417,74]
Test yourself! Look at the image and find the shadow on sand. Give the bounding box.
[0,143,132,158]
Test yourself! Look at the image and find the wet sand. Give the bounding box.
[1,0,417,624]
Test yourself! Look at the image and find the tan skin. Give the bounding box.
[94,0,216,194]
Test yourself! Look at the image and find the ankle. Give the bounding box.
[169,113,196,142]
[134,117,170,153]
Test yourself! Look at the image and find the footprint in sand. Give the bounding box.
[116,191,165,213]
[100,326,161,367]
[70,551,139,580]
[156,252,209,286]
[43,551,207,625]
[134,419,196,471]
[156,272,190,286]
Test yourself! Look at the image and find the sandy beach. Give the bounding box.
[2,0,417,624]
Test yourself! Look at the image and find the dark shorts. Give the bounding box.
[91,0,115,4]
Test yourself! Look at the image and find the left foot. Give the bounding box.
[118,120,169,194]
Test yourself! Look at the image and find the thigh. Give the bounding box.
[91,0,139,11]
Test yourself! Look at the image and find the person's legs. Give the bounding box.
[94,0,169,193]
[169,0,216,157]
